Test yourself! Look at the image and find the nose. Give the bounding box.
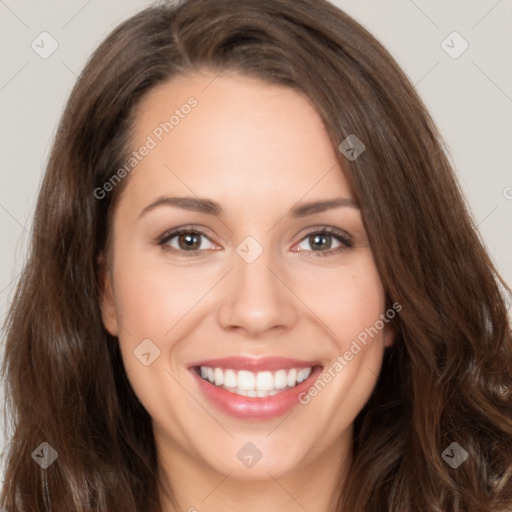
[216,246,299,337]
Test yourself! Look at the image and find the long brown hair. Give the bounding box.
[2,0,511,510]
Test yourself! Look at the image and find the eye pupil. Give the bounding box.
[310,234,331,251]
[179,233,201,250]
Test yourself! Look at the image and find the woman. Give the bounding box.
[2,0,511,510]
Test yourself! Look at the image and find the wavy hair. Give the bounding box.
[2,0,511,510]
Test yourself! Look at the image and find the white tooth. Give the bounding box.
[237,370,256,390]
[256,371,274,391]
[224,369,237,388]
[214,368,224,386]
[287,368,297,387]
[274,369,288,389]
[206,367,314,393]
[297,367,312,383]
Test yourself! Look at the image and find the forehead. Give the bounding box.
[123,72,352,213]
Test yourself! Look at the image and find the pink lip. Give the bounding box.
[188,358,323,420]
[188,356,320,372]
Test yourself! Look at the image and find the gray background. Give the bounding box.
[1,0,511,475]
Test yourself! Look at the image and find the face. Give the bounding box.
[100,71,394,483]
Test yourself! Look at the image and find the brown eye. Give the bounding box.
[293,227,353,256]
[158,228,217,255]
[307,233,335,251]
[176,232,203,250]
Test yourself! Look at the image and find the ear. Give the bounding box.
[384,328,395,348]
[383,320,396,348]
[97,253,119,337]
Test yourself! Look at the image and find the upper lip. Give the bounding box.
[189,356,322,372]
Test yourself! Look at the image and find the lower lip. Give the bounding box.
[190,366,323,420]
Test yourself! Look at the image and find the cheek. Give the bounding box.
[112,246,217,336]
[294,252,386,342]
[109,249,200,420]
[296,256,389,423]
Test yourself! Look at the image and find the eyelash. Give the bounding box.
[156,225,353,258]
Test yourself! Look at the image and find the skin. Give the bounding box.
[100,71,395,512]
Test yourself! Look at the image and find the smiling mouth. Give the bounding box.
[192,365,321,397]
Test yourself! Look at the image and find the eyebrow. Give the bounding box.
[138,195,359,220]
